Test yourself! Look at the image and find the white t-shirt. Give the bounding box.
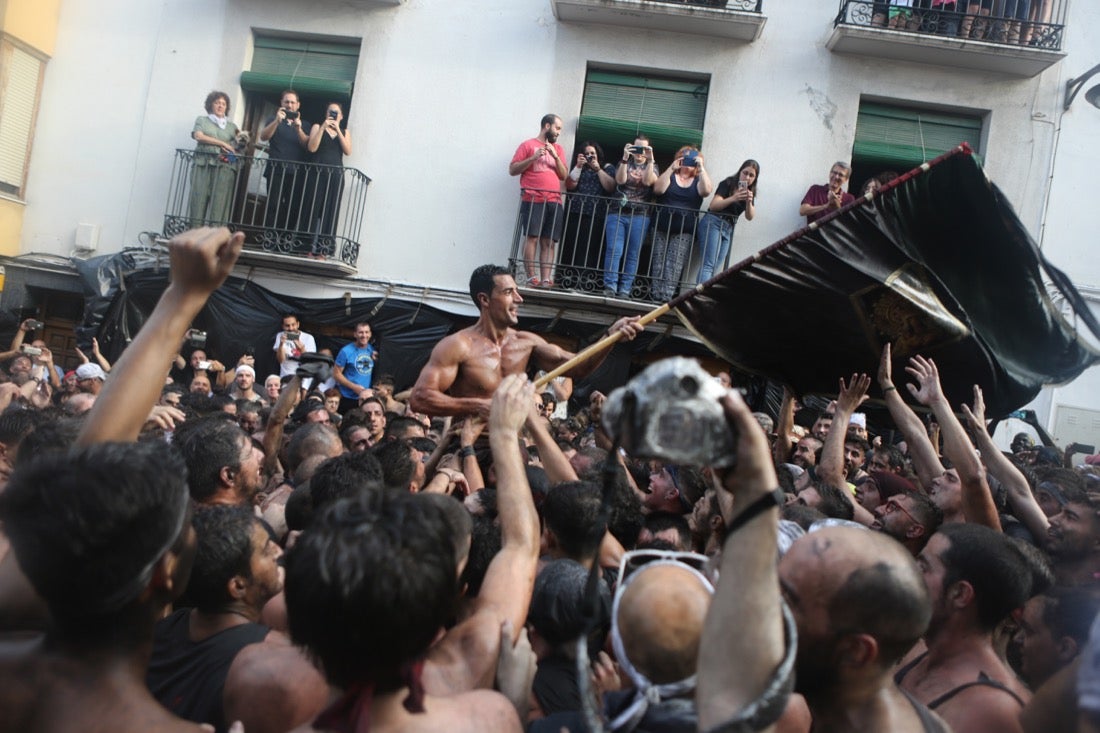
[272,330,317,377]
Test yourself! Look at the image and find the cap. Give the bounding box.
[75,363,106,381]
[849,412,867,429]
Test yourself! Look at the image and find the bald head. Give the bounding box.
[617,563,711,684]
[781,527,929,666]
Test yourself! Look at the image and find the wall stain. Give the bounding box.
[803,85,838,131]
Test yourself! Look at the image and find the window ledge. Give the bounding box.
[827,24,1066,78]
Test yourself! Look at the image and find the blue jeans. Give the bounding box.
[604,211,649,296]
[697,213,736,284]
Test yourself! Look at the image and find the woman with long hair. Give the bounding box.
[696,159,758,284]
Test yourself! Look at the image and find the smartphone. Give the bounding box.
[327,109,338,120]
[738,180,748,190]
[197,360,212,371]
[629,145,645,154]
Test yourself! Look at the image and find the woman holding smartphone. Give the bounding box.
[305,102,352,258]
[696,159,759,284]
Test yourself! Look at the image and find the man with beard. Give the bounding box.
[1044,486,1100,586]
[409,265,641,419]
[698,388,946,733]
[509,114,567,287]
[895,523,1032,732]
[869,488,943,557]
[147,505,326,733]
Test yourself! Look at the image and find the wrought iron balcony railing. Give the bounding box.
[834,0,1066,51]
[163,149,371,268]
[508,188,739,303]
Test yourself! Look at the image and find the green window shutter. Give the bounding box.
[853,103,983,170]
[577,71,708,155]
[240,36,360,100]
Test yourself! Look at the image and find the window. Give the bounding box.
[575,68,709,166]
[850,100,985,191]
[0,37,46,199]
[240,34,361,100]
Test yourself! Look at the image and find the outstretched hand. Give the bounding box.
[959,384,988,434]
[836,373,871,414]
[904,355,945,407]
[878,342,894,389]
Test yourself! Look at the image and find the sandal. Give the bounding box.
[540,279,554,289]
[527,277,540,287]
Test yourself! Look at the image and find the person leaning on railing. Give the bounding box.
[562,141,616,290]
[188,90,243,227]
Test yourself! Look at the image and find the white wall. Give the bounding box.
[24,0,1073,281]
[21,0,1100,419]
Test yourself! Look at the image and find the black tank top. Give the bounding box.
[894,650,1026,710]
[146,608,270,733]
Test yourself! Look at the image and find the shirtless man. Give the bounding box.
[410,264,642,418]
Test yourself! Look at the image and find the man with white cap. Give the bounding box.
[74,363,107,395]
[229,364,266,405]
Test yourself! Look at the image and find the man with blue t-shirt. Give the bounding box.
[333,322,378,413]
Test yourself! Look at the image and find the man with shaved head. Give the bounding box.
[698,389,948,733]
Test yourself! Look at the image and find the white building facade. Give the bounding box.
[4,0,1098,444]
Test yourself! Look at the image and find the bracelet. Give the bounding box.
[621,158,629,164]
[883,385,897,393]
[458,445,476,459]
[724,488,785,536]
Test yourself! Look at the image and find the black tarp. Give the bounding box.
[675,147,1100,418]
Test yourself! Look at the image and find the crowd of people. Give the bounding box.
[188,89,352,259]
[2,227,1100,733]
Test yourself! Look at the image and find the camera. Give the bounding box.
[327,109,338,120]
[284,330,301,341]
[602,357,737,467]
[20,345,41,357]
[285,110,299,121]
[25,319,44,331]
[187,329,207,348]
[585,152,596,161]
[629,145,645,155]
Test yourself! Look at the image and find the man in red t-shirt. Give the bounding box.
[799,161,855,225]
[509,114,567,287]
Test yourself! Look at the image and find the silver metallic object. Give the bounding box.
[602,356,737,467]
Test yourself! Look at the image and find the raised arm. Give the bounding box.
[697,389,786,731]
[961,385,1048,539]
[424,375,540,694]
[906,355,1000,530]
[772,388,796,467]
[878,343,944,490]
[77,228,243,445]
[816,373,877,526]
[263,374,302,478]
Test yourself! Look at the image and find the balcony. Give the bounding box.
[163,149,371,276]
[829,0,1067,78]
[507,188,732,319]
[552,0,766,43]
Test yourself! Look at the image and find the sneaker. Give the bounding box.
[602,288,617,298]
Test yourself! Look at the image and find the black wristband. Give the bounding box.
[458,445,476,459]
[725,488,785,536]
